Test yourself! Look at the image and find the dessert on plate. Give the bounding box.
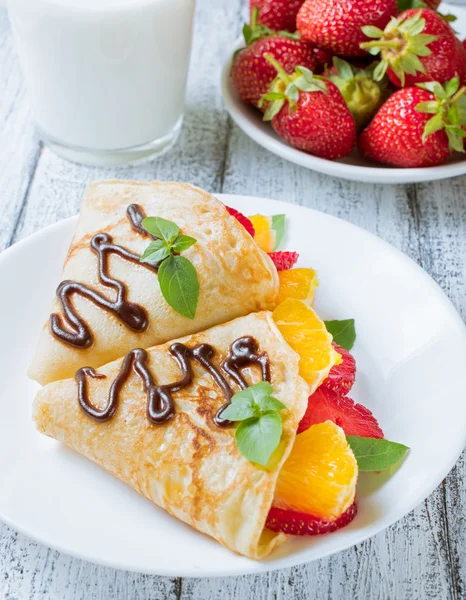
[29,181,278,385]
[31,180,407,559]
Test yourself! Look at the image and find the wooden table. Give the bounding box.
[1,1,465,598]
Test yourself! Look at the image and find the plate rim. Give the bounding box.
[220,4,466,185]
[1,193,466,577]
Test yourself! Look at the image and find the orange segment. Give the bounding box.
[277,268,319,306]
[249,214,275,253]
[272,298,338,390]
[275,421,358,521]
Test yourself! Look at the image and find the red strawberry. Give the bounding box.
[326,57,386,129]
[225,206,255,237]
[322,343,356,395]
[231,10,318,108]
[268,250,299,270]
[250,0,305,32]
[361,9,465,87]
[297,0,397,57]
[359,79,466,168]
[297,387,384,437]
[266,502,357,535]
[262,56,357,159]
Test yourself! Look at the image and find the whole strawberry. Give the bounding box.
[232,9,318,107]
[361,9,465,87]
[250,0,305,32]
[297,0,397,57]
[359,78,466,168]
[262,56,357,159]
[327,57,386,128]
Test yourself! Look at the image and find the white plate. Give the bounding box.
[221,3,466,184]
[1,193,466,577]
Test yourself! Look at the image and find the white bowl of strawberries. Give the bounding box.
[222,0,466,183]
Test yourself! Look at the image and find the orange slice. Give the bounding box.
[272,298,338,390]
[275,421,358,521]
[277,268,319,306]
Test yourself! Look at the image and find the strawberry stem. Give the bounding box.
[251,5,258,29]
[264,53,291,84]
[451,86,466,104]
[360,39,402,50]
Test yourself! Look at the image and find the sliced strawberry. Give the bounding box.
[268,251,299,271]
[266,502,357,536]
[322,343,356,396]
[297,387,384,438]
[226,206,255,237]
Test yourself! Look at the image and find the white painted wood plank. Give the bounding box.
[0,8,40,251]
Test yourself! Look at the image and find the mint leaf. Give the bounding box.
[140,240,171,264]
[347,436,409,471]
[324,319,356,350]
[171,234,197,253]
[271,214,286,250]
[142,217,179,243]
[236,412,282,466]
[158,255,199,319]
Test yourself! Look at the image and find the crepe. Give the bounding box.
[33,311,310,559]
[29,181,278,385]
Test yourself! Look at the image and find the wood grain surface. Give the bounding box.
[0,1,465,598]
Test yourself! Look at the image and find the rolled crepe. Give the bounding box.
[33,311,310,559]
[29,181,278,385]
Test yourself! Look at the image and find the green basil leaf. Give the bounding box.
[346,436,409,471]
[142,216,179,243]
[158,255,199,319]
[236,413,282,467]
[324,319,356,350]
[271,214,286,250]
[221,397,256,421]
[171,234,197,253]
[140,240,171,264]
[256,396,288,413]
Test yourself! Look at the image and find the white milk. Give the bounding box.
[8,0,196,165]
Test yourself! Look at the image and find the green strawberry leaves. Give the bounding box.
[222,382,288,467]
[262,57,327,121]
[347,436,409,471]
[360,11,439,86]
[416,77,466,152]
[140,217,199,320]
[240,6,300,51]
[324,319,356,351]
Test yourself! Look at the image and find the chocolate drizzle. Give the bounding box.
[126,204,149,238]
[51,205,156,349]
[215,336,270,426]
[76,336,270,427]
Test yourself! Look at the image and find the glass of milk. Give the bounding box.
[7,0,196,166]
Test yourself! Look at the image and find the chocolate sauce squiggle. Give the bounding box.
[126,204,150,238]
[77,336,270,427]
[51,205,156,349]
[215,337,271,426]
